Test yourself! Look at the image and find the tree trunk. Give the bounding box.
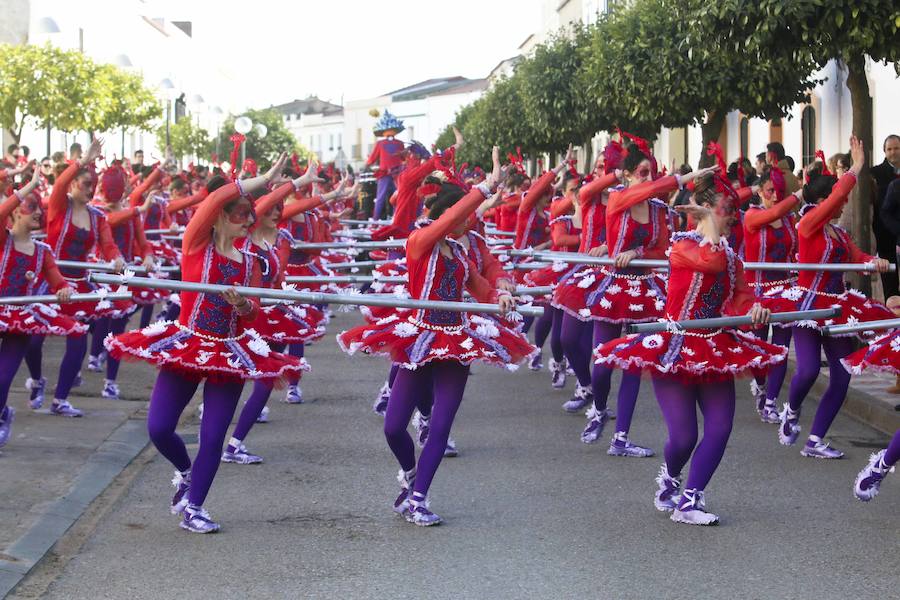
[582,136,593,173]
[697,110,725,167]
[846,54,874,295]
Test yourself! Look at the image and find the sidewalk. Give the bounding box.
[0,337,156,597]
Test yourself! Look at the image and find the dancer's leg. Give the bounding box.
[684,379,736,491]
[652,377,699,478]
[383,366,427,472]
[188,378,244,506]
[146,369,198,472]
[808,336,854,439]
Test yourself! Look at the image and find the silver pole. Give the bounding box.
[292,240,405,251]
[340,218,392,226]
[56,260,179,274]
[502,263,551,271]
[89,273,543,317]
[823,317,900,336]
[0,291,133,306]
[144,228,185,235]
[627,308,841,334]
[328,260,396,270]
[284,275,405,284]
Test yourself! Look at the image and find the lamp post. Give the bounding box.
[234,116,253,167]
[211,106,223,163]
[159,78,176,148]
[115,54,134,157]
[36,17,61,156]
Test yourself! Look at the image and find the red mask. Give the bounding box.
[227,204,255,224]
[636,166,651,178]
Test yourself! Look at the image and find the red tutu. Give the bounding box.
[594,328,787,382]
[337,309,535,370]
[0,304,87,337]
[148,239,181,265]
[552,266,667,323]
[249,303,326,344]
[285,259,340,292]
[59,279,137,322]
[763,286,893,337]
[842,330,900,375]
[106,321,309,381]
[369,259,408,295]
[523,260,576,287]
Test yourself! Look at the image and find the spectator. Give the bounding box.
[133,149,144,170]
[39,156,54,184]
[69,142,83,162]
[828,152,851,178]
[755,152,767,177]
[741,157,758,186]
[51,151,66,165]
[874,134,900,297]
[766,142,801,194]
[18,145,30,165]
[3,143,18,166]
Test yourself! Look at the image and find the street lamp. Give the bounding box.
[211,106,223,160]
[159,78,176,148]
[235,116,253,166]
[116,54,134,155]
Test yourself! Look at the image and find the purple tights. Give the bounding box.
[560,313,592,387]
[231,343,286,442]
[384,361,469,497]
[752,325,793,400]
[788,327,854,438]
[653,376,736,490]
[884,429,900,466]
[592,321,641,434]
[147,368,243,506]
[139,304,154,329]
[549,306,564,362]
[105,316,128,380]
[373,176,397,220]
[55,334,88,400]
[90,318,108,358]
[286,343,304,385]
[0,335,30,413]
[25,335,44,380]
[532,308,555,356]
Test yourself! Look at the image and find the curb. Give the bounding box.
[0,417,148,598]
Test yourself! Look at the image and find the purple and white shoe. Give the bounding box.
[50,400,83,418]
[101,380,120,400]
[759,398,780,424]
[413,411,430,448]
[393,468,415,515]
[750,379,765,411]
[607,432,655,457]
[800,437,844,459]
[255,405,270,423]
[654,464,682,512]
[854,449,894,502]
[26,377,46,410]
[282,384,303,404]
[171,470,191,514]
[444,436,458,458]
[373,382,390,417]
[406,496,442,526]
[549,359,566,389]
[180,504,220,533]
[86,353,104,372]
[562,384,592,413]
[528,350,543,371]
[671,488,719,526]
[0,406,15,449]
[221,441,264,465]
[778,403,800,446]
[580,405,609,444]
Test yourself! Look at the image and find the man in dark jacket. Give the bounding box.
[874,134,900,298]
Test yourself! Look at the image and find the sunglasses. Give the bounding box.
[226,205,256,224]
[41,163,52,169]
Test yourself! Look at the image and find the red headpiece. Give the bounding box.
[417,182,442,199]
[228,133,246,181]
[815,150,832,176]
[242,158,258,177]
[290,152,300,175]
[506,147,526,176]
[602,139,626,174]
[100,162,127,202]
[769,165,786,202]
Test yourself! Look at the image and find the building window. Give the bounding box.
[801,106,816,167]
[769,118,783,145]
[739,116,749,159]
[337,133,342,150]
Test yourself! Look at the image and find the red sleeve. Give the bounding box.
[183,182,241,256]
[476,236,511,285]
[847,237,876,264]
[49,162,79,224]
[274,235,291,287]
[578,172,619,207]
[237,256,261,323]
[607,176,679,218]
[282,196,325,220]
[519,171,555,216]
[128,167,162,207]
[744,195,799,232]
[96,216,122,261]
[407,187,488,261]
[464,259,499,304]
[365,141,381,167]
[167,187,209,215]
[798,172,858,238]
[551,196,573,219]
[133,212,150,258]
[726,261,758,315]
[0,194,19,245]
[551,222,580,248]
[255,182,295,217]
[385,156,439,237]
[106,207,138,227]
[41,251,69,292]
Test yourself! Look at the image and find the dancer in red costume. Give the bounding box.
[0,169,81,447]
[106,152,304,533]
[767,136,892,459]
[594,173,785,525]
[338,147,533,526]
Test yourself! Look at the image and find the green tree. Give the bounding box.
[156,119,212,162]
[86,64,161,134]
[213,108,309,172]
[711,0,900,262]
[434,101,476,155]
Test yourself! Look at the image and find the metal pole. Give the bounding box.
[165,100,171,147]
[340,219,392,226]
[627,308,841,334]
[89,273,544,317]
[0,291,132,306]
[328,260,396,270]
[823,317,900,336]
[292,240,405,251]
[46,122,52,156]
[55,260,179,274]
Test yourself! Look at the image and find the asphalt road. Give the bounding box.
[13,312,900,600]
